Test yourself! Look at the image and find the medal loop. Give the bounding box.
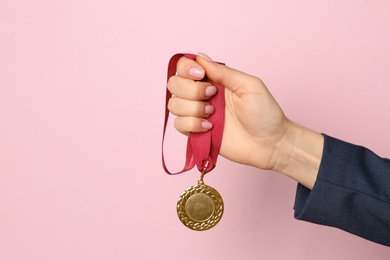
[162,53,225,176]
[198,167,207,185]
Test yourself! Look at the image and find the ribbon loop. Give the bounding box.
[162,53,225,175]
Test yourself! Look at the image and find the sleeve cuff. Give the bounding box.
[294,134,390,247]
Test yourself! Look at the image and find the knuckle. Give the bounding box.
[167,97,176,112]
[187,118,198,131]
[190,103,199,116]
[176,57,189,75]
[173,117,180,130]
[167,75,178,92]
[192,83,204,99]
[173,117,185,133]
[194,102,204,116]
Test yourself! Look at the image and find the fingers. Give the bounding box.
[174,117,213,135]
[168,92,215,135]
[167,54,226,135]
[168,97,214,117]
[176,56,206,80]
[168,75,217,101]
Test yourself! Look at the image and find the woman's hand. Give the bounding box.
[167,53,323,189]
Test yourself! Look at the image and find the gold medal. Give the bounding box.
[177,170,224,231]
[164,54,226,231]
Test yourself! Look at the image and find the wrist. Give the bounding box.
[271,120,324,189]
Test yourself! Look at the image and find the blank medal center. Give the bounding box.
[185,193,215,221]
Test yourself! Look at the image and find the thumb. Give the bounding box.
[196,53,259,94]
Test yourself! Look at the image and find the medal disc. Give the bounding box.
[177,183,224,231]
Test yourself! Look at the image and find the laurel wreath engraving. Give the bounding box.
[177,183,224,231]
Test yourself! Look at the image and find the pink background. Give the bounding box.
[1,0,390,259]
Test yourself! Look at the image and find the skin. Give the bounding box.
[167,53,324,189]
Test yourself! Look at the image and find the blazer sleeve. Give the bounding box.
[294,134,390,246]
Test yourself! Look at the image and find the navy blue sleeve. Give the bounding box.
[294,134,390,246]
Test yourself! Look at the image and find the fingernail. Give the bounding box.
[198,52,213,62]
[189,67,205,79]
[201,121,213,129]
[205,105,214,114]
[205,86,217,97]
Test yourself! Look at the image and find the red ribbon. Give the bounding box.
[162,53,225,174]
